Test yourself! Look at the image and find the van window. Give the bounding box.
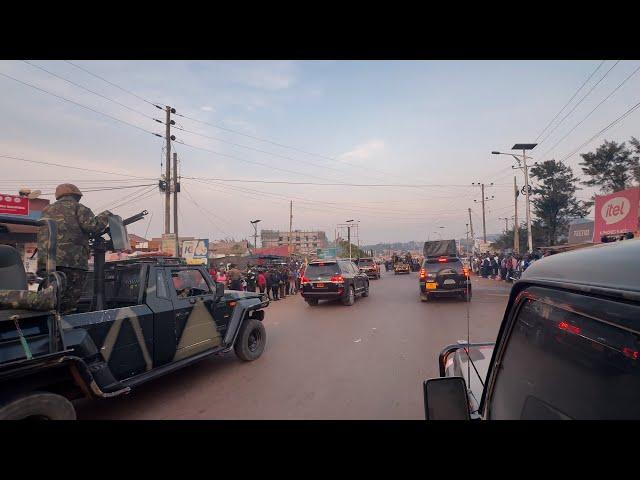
[488,288,640,419]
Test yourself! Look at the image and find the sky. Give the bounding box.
[1,60,639,245]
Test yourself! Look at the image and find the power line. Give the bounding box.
[535,60,605,142]
[0,154,153,179]
[63,60,162,108]
[537,60,620,148]
[538,63,640,160]
[0,71,162,138]
[39,183,157,195]
[22,60,159,122]
[181,186,229,236]
[558,99,640,164]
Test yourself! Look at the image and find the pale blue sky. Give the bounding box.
[1,60,638,244]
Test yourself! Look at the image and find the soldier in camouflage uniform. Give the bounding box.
[0,285,57,311]
[37,184,112,313]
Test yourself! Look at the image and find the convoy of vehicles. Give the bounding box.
[356,257,381,279]
[300,259,370,306]
[419,240,471,301]
[0,212,269,420]
[424,238,640,420]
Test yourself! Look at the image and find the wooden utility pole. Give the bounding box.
[514,176,520,254]
[173,152,179,257]
[288,200,293,255]
[481,183,487,243]
[164,106,172,234]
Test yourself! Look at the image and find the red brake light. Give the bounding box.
[623,348,639,360]
[330,275,344,283]
[462,267,470,277]
[558,321,581,335]
[438,257,447,262]
[419,268,426,279]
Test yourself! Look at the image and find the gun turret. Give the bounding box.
[122,210,148,226]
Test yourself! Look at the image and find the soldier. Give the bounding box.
[37,184,112,314]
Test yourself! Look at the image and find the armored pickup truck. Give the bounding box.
[0,212,269,420]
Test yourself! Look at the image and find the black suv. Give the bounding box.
[419,255,471,301]
[424,238,640,420]
[301,259,369,306]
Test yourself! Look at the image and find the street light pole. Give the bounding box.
[250,220,261,251]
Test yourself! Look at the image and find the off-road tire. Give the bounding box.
[234,318,266,362]
[0,391,76,420]
[342,286,356,306]
[306,298,319,306]
[362,284,370,297]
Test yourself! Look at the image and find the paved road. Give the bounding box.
[76,271,511,419]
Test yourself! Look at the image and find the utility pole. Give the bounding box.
[288,201,293,255]
[164,106,172,235]
[347,226,351,259]
[514,176,519,254]
[173,152,179,257]
[522,149,533,253]
[472,183,493,243]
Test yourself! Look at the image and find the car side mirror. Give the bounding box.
[423,377,470,420]
[215,282,225,298]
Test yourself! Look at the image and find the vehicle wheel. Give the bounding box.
[342,286,355,306]
[306,298,318,306]
[0,391,76,420]
[420,293,429,302]
[234,318,267,362]
[362,284,369,297]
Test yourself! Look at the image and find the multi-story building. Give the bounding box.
[260,229,328,254]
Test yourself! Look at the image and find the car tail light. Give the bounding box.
[419,268,427,279]
[438,257,448,262]
[331,275,344,283]
[623,347,639,360]
[558,321,580,335]
[462,267,470,277]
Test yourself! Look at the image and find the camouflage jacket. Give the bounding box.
[37,197,111,271]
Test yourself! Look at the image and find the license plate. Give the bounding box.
[426,283,437,290]
[444,279,456,285]
[315,283,325,288]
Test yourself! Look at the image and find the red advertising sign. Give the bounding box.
[593,187,640,242]
[0,194,29,216]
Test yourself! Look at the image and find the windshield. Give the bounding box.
[358,259,374,265]
[305,263,340,277]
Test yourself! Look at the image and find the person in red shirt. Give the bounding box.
[257,270,267,294]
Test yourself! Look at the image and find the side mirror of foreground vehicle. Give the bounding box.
[423,377,470,420]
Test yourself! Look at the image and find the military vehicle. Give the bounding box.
[423,239,640,420]
[0,211,269,420]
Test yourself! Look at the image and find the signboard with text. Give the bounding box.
[593,187,640,242]
[568,221,594,244]
[0,194,29,216]
[182,239,209,265]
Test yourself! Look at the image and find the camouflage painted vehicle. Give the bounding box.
[0,213,269,420]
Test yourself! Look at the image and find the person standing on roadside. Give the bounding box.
[257,270,267,294]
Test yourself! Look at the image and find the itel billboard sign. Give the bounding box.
[593,187,640,242]
[0,194,29,216]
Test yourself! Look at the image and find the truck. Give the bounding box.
[0,211,269,420]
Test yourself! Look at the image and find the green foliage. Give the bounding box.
[530,160,589,246]
[579,140,639,193]
[336,239,367,259]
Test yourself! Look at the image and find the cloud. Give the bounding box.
[200,106,214,112]
[339,140,385,163]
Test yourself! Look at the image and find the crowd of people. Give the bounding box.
[207,261,304,301]
[470,251,547,282]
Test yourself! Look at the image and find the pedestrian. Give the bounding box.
[216,269,227,286]
[36,183,112,313]
[257,270,267,294]
[270,270,280,300]
[227,264,242,290]
[246,266,257,293]
[279,268,287,298]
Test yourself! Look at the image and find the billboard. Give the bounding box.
[182,239,209,265]
[593,187,640,242]
[568,220,594,244]
[0,194,29,216]
[316,248,337,259]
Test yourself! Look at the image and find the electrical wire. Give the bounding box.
[22,60,159,122]
[63,60,163,108]
[538,63,640,160]
[537,61,620,147]
[0,71,162,138]
[0,154,153,179]
[535,60,605,142]
[181,186,229,236]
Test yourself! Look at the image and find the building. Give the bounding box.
[260,229,328,255]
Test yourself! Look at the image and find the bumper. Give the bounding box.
[419,281,471,295]
[363,271,378,278]
[301,291,344,300]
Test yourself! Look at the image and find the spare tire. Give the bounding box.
[0,391,76,420]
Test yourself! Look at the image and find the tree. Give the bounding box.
[630,136,640,185]
[491,220,546,252]
[579,140,638,193]
[530,160,589,246]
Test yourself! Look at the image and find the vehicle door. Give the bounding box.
[347,261,365,293]
[482,287,640,419]
[169,267,223,362]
